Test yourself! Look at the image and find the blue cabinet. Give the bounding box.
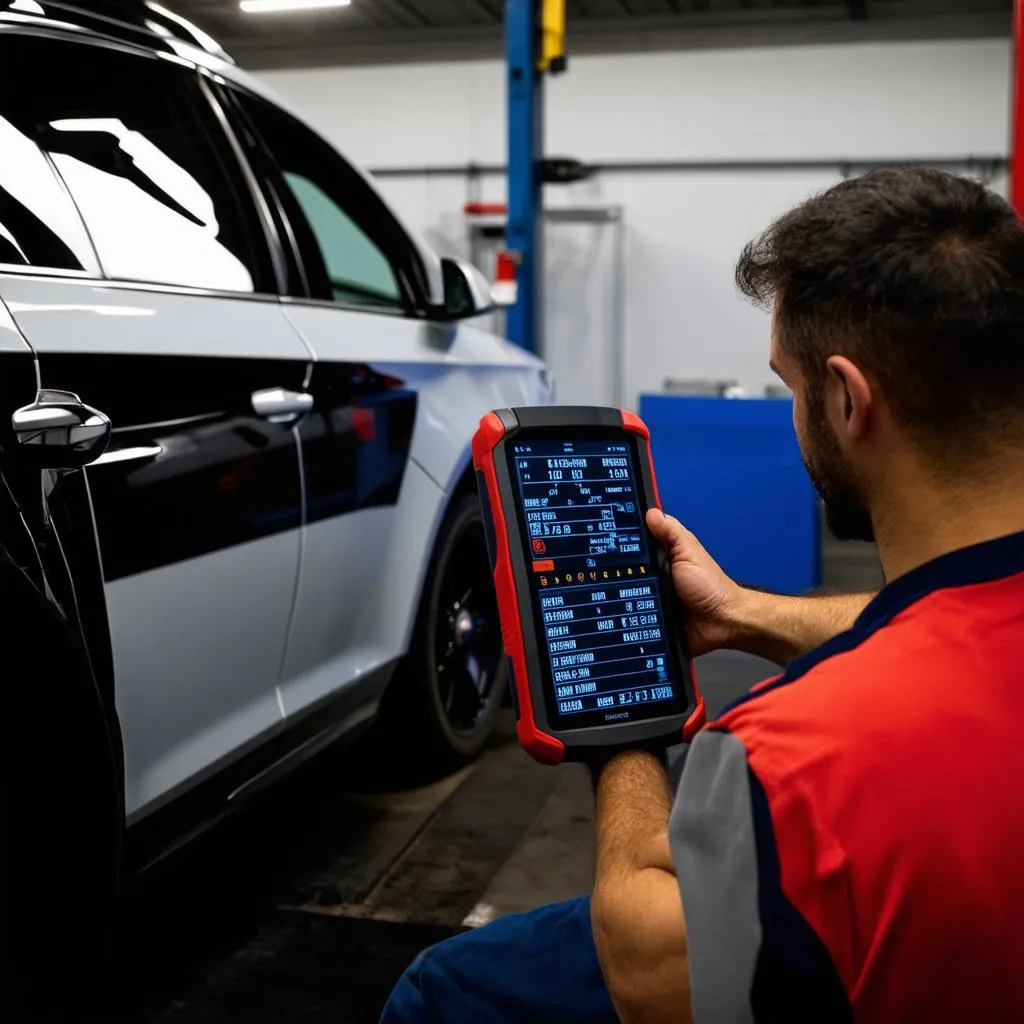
[639,394,820,594]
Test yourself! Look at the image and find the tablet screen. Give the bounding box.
[506,434,688,731]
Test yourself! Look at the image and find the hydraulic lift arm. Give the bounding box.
[505,0,566,355]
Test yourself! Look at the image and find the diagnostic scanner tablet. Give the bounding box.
[472,406,705,765]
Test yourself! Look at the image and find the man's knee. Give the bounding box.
[380,897,616,1024]
[380,949,435,1024]
[380,932,484,1024]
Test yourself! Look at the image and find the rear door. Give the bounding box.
[0,32,311,820]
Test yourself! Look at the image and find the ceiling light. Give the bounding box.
[239,0,350,12]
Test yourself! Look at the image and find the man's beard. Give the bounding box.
[801,400,875,543]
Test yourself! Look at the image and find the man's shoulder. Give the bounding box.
[709,602,954,778]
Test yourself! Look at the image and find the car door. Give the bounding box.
[0,32,310,821]
[218,87,425,720]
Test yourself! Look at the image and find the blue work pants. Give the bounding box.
[380,749,688,1023]
[379,896,615,1024]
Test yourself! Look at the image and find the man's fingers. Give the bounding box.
[646,507,666,532]
[647,508,689,554]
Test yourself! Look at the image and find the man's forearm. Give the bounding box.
[594,750,674,878]
[591,752,691,1024]
[728,588,875,666]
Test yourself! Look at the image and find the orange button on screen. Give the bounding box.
[533,559,555,572]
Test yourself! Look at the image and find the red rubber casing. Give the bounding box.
[473,411,565,763]
[473,407,705,765]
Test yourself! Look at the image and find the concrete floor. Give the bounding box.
[85,534,882,1023]
[81,651,768,1023]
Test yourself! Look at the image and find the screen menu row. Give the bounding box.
[539,577,674,716]
[511,438,679,720]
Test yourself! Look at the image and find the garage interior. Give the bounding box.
[4,0,1021,1020]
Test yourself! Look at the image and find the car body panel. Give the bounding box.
[275,466,436,720]
[281,305,548,494]
[0,275,309,820]
[278,305,549,696]
[0,291,35,357]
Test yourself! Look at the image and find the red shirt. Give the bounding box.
[669,531,1024,1022]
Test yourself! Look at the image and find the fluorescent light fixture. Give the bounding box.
[239,0,350,12]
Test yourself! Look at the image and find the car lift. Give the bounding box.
[503,0,566,355]
[504,2,1024,338]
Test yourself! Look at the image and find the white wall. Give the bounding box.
[258,39,1012,405]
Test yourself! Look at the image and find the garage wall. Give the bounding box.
[257,37,1011,405]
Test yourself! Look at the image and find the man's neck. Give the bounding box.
[872,462,1024,583]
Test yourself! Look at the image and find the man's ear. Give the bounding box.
[824,355,873,443]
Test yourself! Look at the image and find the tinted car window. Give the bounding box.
[237,94,405,311]
[284,172,402,307]
[0,114,97,272]
[0,35,272,293]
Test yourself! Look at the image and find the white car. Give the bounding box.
[0,0,551,1003]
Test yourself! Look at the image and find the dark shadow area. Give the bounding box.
[142,914,461,1024]
[85,726,496,1024]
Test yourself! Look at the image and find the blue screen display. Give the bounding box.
[509,437,681,727]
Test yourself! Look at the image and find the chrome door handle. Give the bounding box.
[11,388,111,468]
[251,387,313,422]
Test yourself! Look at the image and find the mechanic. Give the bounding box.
[380,167,1024,1023]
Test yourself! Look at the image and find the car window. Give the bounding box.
[0,35,273,293]
[283,172,402,307]
[236,94,405,311]
[0,114,98,273]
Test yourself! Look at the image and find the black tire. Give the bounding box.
[379,492,507,773]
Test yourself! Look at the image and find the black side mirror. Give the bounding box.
[440,257,496,320]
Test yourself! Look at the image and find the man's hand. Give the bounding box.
[647,508,875,666]
[591,751,692,1024]
[645,508,744,658]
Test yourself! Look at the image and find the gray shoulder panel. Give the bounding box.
[670,729,760,1024]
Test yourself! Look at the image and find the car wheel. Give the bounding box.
[380,492,506,773]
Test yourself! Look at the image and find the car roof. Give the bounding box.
[0,0,232,60]
[0,0,322,147]
[1,1,333,136]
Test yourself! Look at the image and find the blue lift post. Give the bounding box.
[505,0,544,354]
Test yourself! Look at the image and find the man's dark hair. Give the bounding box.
[736,167,1024,457]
